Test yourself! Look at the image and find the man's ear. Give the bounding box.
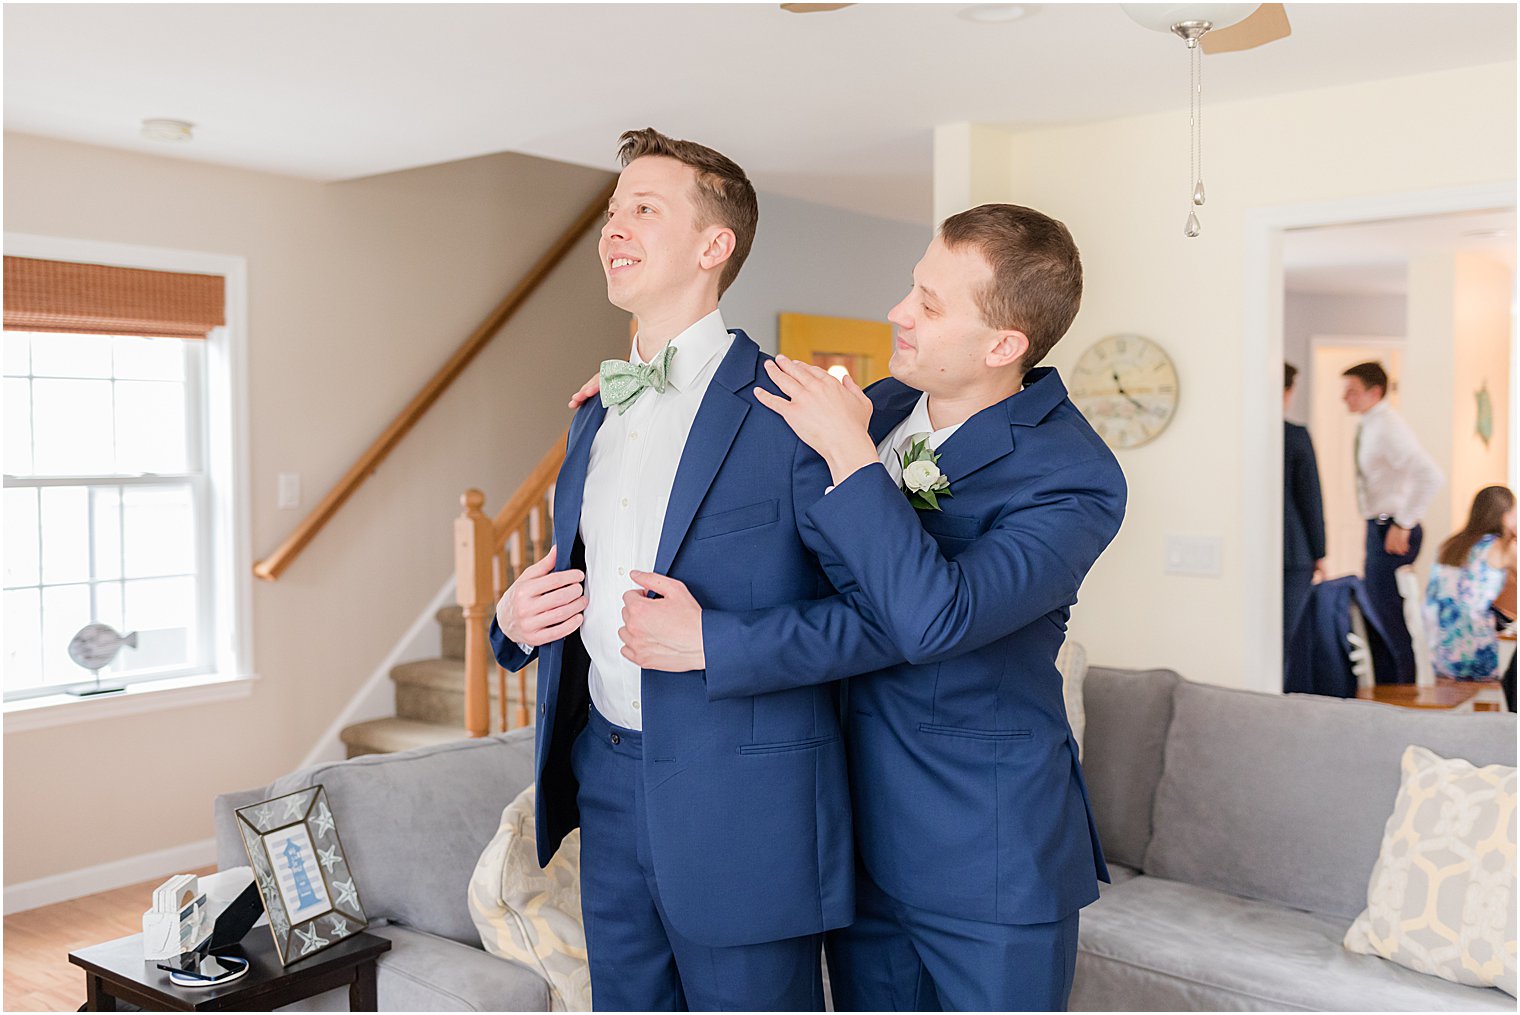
[699,227,737,273]
[987,329,1029,370]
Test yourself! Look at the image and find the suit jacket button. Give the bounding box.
[610,733,621,745]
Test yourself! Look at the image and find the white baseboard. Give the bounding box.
[297,575,457,769]
[4,837,217,915]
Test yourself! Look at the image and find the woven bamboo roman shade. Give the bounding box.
[3,256,225,339]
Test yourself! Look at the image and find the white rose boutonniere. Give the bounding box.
[897,434,953,511]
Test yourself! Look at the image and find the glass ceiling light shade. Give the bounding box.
[1121,4,1256,37]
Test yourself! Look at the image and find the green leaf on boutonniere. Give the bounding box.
[898,435,953,512]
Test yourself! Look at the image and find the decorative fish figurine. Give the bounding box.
[67,623,138,673]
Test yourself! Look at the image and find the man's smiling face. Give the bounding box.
[599,155,711,318]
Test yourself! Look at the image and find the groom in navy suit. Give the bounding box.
[488,129,906,1011]
[617,204,1126,1010]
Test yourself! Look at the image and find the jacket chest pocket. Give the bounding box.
[691,498,779,540]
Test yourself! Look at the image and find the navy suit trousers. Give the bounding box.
[571,706,825,1012]
[1363,518,1423,684]
[826,862,1079,1012]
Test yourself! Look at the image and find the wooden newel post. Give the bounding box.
[455,488,496,739]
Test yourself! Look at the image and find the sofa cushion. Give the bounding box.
[1144,682,1516,920]
[470,786,590,1011]
[258,729,537,947]
[1344,746,1516,996]
[1079,667,1180,869]
[274,923,550,1012]
[1072,874,1514,1012]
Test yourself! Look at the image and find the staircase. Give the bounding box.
[339,605,537,758]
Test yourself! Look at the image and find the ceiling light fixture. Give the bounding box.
[959,5,1028,23]
[141,118,194,142]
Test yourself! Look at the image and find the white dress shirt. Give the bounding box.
[577,309,733,730]
[1354,400,1443,528]
[877,393,965,482]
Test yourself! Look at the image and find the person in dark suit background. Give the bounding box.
[1283,363,1326,690]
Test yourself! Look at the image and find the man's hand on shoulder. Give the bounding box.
[619,572,705,672]
[569,372,601,409]
[496,545,588,647]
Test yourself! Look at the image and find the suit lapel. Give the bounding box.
[653,332,758,574]
[867,378,922,447]
[931,368,1069,487]
[552,399,607,568]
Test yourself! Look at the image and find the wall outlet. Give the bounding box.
[277,472,301,510]
[1164,534,1222,578]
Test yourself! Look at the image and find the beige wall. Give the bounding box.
[1450,252,1513,526]
[2,133,627,886]
[936,62,1517,687]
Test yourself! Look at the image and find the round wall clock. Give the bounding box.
[1067,333,1179,450]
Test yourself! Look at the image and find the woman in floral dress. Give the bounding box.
[1424,485,1517,679]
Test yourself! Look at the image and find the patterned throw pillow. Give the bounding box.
[1344,745,1516,997]
[1056,639,1088,758]
[468,786,591,1011]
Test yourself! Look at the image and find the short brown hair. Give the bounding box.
[1284,362,1299,391]
[1341,361,1388,396]
[617,128,758,297]
[938,204,1083,372]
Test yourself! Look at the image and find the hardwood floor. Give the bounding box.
[4,866,215,1012]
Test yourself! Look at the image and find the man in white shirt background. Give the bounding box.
[1342,360,1444,684]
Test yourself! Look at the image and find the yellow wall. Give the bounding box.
[3,134,628,887]
[937,62,1516,687]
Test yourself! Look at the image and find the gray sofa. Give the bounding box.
[215,667,1517,1011]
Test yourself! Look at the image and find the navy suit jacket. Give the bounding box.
[704,368,1127,925]
[1284,421,1326,570]
[490,331,879,948]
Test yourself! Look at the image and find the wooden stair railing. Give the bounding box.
[456,432,568,737]
[253,179,616,582]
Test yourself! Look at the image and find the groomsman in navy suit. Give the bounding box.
[489,129,910,1011]
[615,205,1127,1010]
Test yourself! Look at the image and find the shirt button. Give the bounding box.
[630,431,639,440]
[610,733,621,745]
[617,566,626,576]
[538,702,545,715]
[632,699,640,710]
[621,498,629,508]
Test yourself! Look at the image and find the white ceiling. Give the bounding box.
[1283,208,1517,297]
[4,3,1516,224]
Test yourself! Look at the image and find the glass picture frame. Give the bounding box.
[234,785,367,964]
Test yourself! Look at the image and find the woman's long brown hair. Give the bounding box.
[1438,485,1515,567]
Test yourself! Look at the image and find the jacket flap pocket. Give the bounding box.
[691,498,779,540]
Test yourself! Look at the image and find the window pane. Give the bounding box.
[4,488,40,588]
[123,575,194,671]
[114,336,185,381]
[4,378,33,475]
[94,581,126,673]
[31,378,113,475]
[92,486,123,581]
[4,588,42,692]
[31,332,113,379]
[40,485,90,585]
[3,332,29,376]
[123,485,195,578]
[41,582,91,684]
[115,381,187,474]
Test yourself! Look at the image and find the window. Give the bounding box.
[2,240,251,715]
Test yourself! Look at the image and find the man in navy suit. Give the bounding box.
[617,205,1127,1010]
[1282,362,1326,690]
[488,129,905,1011]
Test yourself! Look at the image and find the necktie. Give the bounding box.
[599,345,677,415]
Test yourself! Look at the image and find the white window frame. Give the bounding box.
[4,234,255,732]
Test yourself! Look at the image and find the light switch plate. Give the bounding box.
[277,472,301,510]
[1165,534,1222,578]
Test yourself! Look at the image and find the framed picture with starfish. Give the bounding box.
[235,785,368,964]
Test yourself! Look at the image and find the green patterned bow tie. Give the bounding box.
[600,345,677,415]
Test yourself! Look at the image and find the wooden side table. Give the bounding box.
[69,929,390,1011]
